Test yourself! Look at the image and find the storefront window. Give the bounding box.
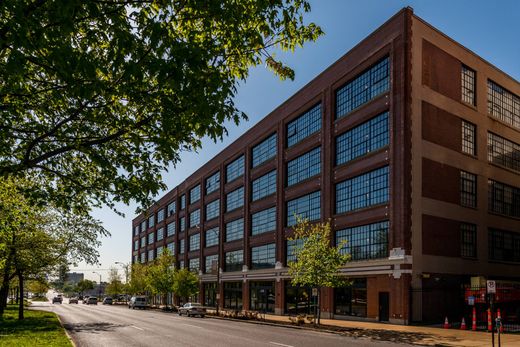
[334,278,367,317]
[224,282,242,310]
[250,281,275,313]
[204,282,217,307]
[284,282,315,315]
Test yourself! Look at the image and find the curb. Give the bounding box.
[55,313,77,347]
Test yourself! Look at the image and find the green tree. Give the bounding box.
[0,0,322,213]
[26,279,49,297]
[146,250,175,307]
[287,219,350,325]
[127,263,149,295]
[76,279,95,297]
[105,267,124,298]
[172,268,199,305]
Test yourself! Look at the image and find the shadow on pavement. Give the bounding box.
[63,322,126,334]
[333,327,453,346]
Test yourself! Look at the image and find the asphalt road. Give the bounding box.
[32,298,410,347]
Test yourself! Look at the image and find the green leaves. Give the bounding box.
[0,0,322,214]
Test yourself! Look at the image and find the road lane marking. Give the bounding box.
[269,342,294,347]
[130,325,144,331]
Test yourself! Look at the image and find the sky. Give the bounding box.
[74,0,520,281]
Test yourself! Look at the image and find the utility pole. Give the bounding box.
[93,271,102,299]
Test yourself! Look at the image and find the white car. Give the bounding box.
[178,303,206,318]
[129,296,148,309]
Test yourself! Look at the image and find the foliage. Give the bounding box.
[172,268,199,303]
[75,279,94,295]
[287,219,350,324]
[0,305,71,347]
[127,263,149,295]
[105,267,124,296]
[0,0,322,214]
[146,250,175,305]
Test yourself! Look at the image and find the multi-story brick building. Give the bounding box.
[131,7,519,324]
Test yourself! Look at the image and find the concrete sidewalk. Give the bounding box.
[247,313,520,346]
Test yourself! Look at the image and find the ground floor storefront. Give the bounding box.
[199,273,411,324]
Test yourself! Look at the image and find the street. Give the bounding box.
[31,299,410,347]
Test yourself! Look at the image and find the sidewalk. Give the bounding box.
[220,312,520,346]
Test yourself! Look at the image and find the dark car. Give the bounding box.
[86,297,98,305]
[69,297,79,304]
[178,303,206,317]
[52,296,62,304]
[102,297,113,305]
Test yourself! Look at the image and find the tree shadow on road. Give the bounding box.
[63,322,126,334]
[330,327,455,346]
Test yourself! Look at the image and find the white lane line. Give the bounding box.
[269,342,294,347]
[130,325,144,331]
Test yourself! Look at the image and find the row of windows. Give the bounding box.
[251,207,276,235]
[460,171,477,208]
[488,132,520,172]
[189,209,200,229]
[287,147,321,186]
[252,133,277,168]
[226,155,245,183]
[190,184,201,204]
[225,218,244,242]
[488,80,520,130]
[252,170,276,201]
[336,221,389,261]
[287,104,322,147]
[205,199,220,221]
[226,186,244,212]
[489,228,520,263]
[461,65,476,106]
[488,179,520,219]
[461,120,476,156]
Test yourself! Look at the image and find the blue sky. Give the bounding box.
[75,0,520,281]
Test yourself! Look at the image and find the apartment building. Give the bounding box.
[131,7,520,324]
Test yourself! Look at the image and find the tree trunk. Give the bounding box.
[0,251,14,316]
[18,271,24,320]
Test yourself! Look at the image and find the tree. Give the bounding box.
[26,279,49,297]
[127,263,149,295]
[287,219,350,325]
[0,0,322,213]
[172,268,199,305]
[76,279,95,296]
[105,267,124,298]
[146,250,175,307]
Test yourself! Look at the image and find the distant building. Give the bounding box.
[131,7,519,324]
[65,272,84,285]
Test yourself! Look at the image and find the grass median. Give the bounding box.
[0,304,71,347]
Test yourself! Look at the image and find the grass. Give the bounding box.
[0,304,72,347]
[30,297,50,302]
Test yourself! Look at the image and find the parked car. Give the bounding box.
[69,297,79,304]
[128,296,148,309]
[86,297,98,305]
[178,303,206,317]
[52,296,62,304]
[102,297,113,305]
[82,296,90,304]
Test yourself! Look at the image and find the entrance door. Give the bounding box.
[379,292,389,322]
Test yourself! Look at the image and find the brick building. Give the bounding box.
[131,8,520,324]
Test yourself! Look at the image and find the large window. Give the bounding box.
[252,170,276,201]
[167,242,175,255]
[252,133,277,167]
[487,80,520,129]
[134,226,139,236]
[286,191,321,226]
[189,233,200,251]
[148,232,155,245]
[148,215,155,228]
[226,186,244,211]
[224,282,243,310]
[461,223,477,258]
[140,236,146,248]
[336,112,389,165]
[205,254,219,274]
[205,227,219,247]
[461,65,476,105]
[205,199,220,221]
[286,238,304,264]
[157,209,165,223]
[336,57,390,119]
[334,279,367,317]
[206,171,220,195]
[335,166,389,214]
[251,243,276,269]
[140,220,146,231]
[189,258,200,272]
[460,171,477,208]
[167,201,176,217]
[225,218,244,242]
[287,147,321,186]
[251,207,276,235]
[156,227,164,241]
[225,250,244,272]
[204,282,217,307]
[180,217,185,232]
[190,184,201,204]
[179,239,185,254]
[488,132,520,172]
[180,194,186,210]
[140,252,146,263]
[189,209,200,228]
[462,120,476,155]
[336,221,389,260]
[148,249,154,262]
[285,283,313,315]
[287,104,321,147]
[134,240,138,251]
[489,228,520,263]
[167,222,175,237]
[226,155,245,183]
[250,282,275,313]
[488,179,520,218]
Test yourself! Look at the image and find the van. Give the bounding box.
[129,296,148,309]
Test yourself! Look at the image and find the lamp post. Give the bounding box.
[115,262,129,303]
[93,271,102,299]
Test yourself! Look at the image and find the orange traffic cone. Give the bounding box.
[444,316,450,329]
[497,309,504,333]
[472,307,477,331]
[487,308,492,332]
[460,317,467,330]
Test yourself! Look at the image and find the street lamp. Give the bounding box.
[92,271,102,299]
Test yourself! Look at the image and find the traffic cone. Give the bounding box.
[472,307,477,331]
[487,308,492,332]
[460,317,466,330]
[497,309,504,333]
[443,316,450,329]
